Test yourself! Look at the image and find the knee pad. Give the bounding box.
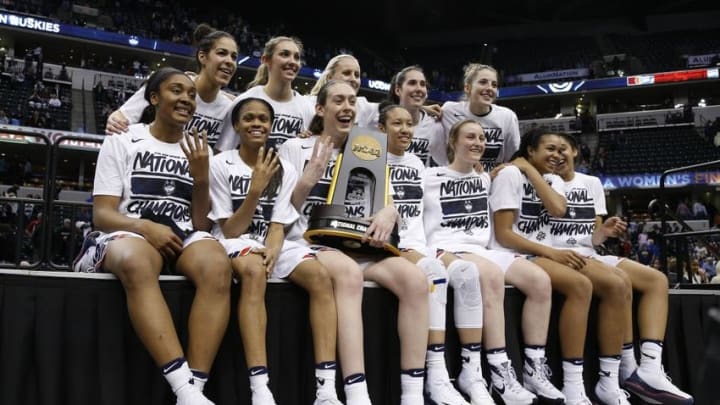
[447,259,483,328]
[416,257,448,331]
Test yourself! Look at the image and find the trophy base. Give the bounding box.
[304,205,400,256]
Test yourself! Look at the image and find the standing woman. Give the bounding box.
[550,134,693,405]
[214,36,315,151]
[441,64,520,170]
[74,67,232,405]
[424,120,564,405]
[308,54,378,128]
[209,97,342,405]
[387,65,446,167]
[310,55,443,130]
[105,24,237,149]
[490,129,630,405]
[279,80,429,405]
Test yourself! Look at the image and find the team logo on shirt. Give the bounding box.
[439,177,488,230]
[548,187,596,237]
[390,164,423,219]
[163,180,175,196]
[127,151,192,223]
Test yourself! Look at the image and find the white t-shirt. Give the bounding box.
[424,166,493,252]
[407,110,446,167]
[208,150,299,242]
[215,86,315,151]
[119,84,233,149]
[548,172,606,255]
[279,136,341,242]
[441,101,520,170]
[488,165,565,252]
[388,152,427,251]
[93,124,206,232]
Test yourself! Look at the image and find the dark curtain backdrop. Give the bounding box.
[0,272,717,405]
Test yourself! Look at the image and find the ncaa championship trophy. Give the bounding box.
[304,127,400,255]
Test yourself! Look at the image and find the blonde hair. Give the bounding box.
[446,119,482,163]
[247,36,304,89]
[462,63,498,99]
[310,54,359,96]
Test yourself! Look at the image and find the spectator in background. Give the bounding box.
[676,198,692,220]
[689,259,708,284]
[702,257,717,279]
[692,199,708,219]
[0,110,8,125]
[58,64,70,81]
[579,141,591,163]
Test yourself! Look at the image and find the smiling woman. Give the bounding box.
[73,66,233,405]
[104,23,238,148]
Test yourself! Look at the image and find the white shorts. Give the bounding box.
[73,230,215,273]
[590,253,625,268]
[220,237,317,279]
[437,244,521,273]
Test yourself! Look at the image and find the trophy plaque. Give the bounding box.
[304,127,400,255]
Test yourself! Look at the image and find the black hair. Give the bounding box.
[307,79,346,135]
[193,23,235,73]
[231,97,275,126]
[377,102,405,126]
[511,128,574,160]
[139,67,187,124]
[231,97,283,201]
[386,65,425,104]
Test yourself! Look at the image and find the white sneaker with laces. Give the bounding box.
[522,358,565,404]
[488,362,537,405]
[425,373,469,405]
[623,368,694,405]
[594,385,631,405]
[457,367,496,405]
[561,389,592,405]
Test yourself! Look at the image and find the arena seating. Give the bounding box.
[597,127,720,174]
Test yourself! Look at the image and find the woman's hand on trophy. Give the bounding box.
[363,205,399,247]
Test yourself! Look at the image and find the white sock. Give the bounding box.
[596,356,621,394]
[191,369,208,392]
[620,343,638,381]
[562,359,586,399]
[400,369,424,401]
[344,373,371,405]
[461,344,483,374]
[161,357,192,394]
[638,340,663,373]
[249,366,270,393]
[426,344,449,380]
[316,362,338,397]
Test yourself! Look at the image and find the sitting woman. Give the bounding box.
[208,97,341,405]
[73,67,232,405]
[551,133,693,405]
[279,80,429,405]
